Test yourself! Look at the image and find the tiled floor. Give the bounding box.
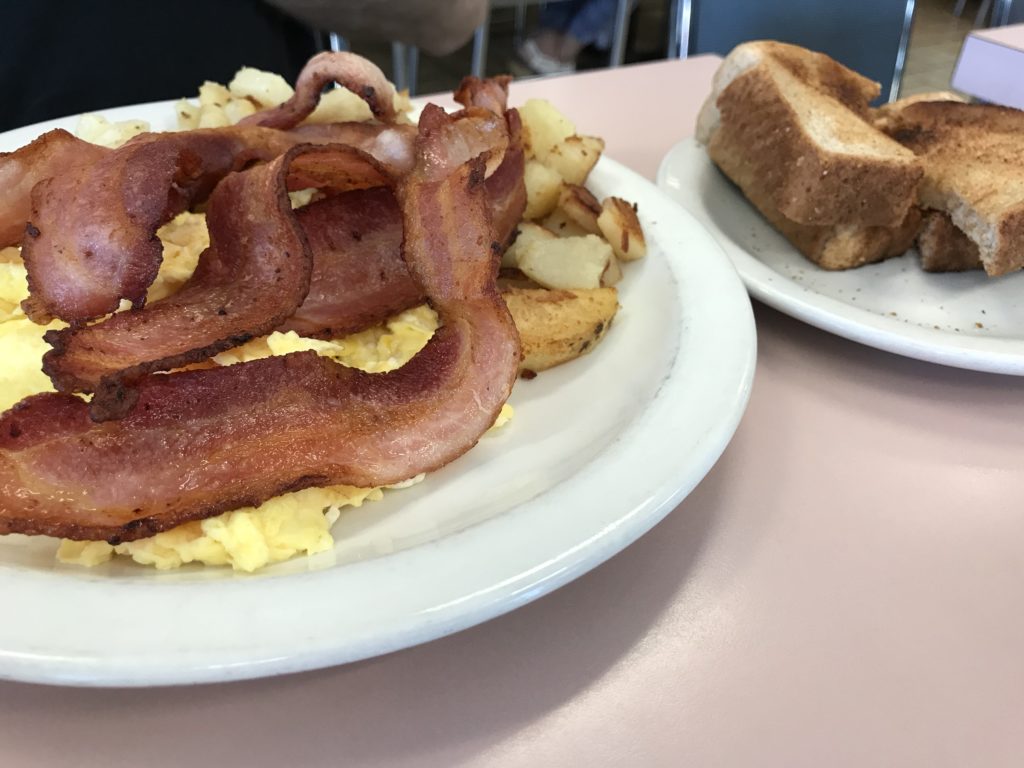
[901,0,980,96]
[346,0,987,101]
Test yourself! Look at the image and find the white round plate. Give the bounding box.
[658,137,1024,375]
[0,104,755,687]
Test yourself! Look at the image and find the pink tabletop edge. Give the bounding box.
[970,21,1024,47]
[4,55,1024,768]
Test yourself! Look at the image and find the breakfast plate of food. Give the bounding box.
[658,41,1024,375]
[0,53,755,686]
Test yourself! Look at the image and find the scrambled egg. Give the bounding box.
[2,212,512,572]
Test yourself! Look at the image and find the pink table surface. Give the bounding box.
[3,56,1024,767]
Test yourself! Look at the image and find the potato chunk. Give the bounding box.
[558,184,602,235]
[602,254,623,287]
[540,209,590,238]
[504,222,556,268]
[305,87,374,124]
[545,135,605,185]
[503,287,619,373]
[519,99,576,161]
[228,67,294,108]
[597,197,647,261]
[523,160,563,220]
[517,235,613,290]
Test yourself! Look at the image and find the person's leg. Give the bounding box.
[518,0,586,74]
[562,0,621,53]
[537,0,579,33]
[534,0,583,58]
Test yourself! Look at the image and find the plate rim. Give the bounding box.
[0,105,756,687]
[657,137,1024,376]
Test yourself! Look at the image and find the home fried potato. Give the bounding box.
[228,67,294,108]
[601,253,623,287]
[502,286,619,373]
[523,160,563,220]
[558,184,602,234]
[517,234,612,290]
[504,222,556,268]
[545,135,605,185]
[519,99,576,161]
[540,209,590,238]
[597,197,647,261]
[305,87,374,123]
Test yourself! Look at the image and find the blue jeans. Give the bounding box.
[539,0,621,50]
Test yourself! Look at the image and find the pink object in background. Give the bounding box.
[952,23,1024,108]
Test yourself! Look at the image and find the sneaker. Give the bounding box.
[517,39,576,76]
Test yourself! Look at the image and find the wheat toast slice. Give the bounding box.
[698,42,921,229]
[883,101,1024,276]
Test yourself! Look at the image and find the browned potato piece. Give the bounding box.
[524,160,563,220]
[517,235,613,290]
[540,209,590,238]
[504,222,556,268]
[502,286,619,373]
[602,254,623,287]
[558,184,602,235]
[597,197,647,261]
[545,135,605,185]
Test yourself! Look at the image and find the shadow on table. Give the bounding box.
[0,455,732,766]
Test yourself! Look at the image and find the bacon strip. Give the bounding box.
[41,146,393,418]
[453,75,526,247]
[241,51,398,129]
[20,128,297,324]
[0,129,108,248]
[285,106,524,337]
[282,112,523,338]
[288,121,417,175]
[454,75,511,115]
[0,105,521,543]
[18,116,503,327]
[280,188,422,338]
[485,109,527,249]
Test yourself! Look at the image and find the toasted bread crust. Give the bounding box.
[696,40,879,143]
[871,91,966,133]
[709,135,922,270]
[916,211,982,272]
[882,101,1024,275]
[708,62,921,228]
[754,41,880,116]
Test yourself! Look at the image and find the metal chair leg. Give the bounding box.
[975,0,993,26]
[391,41,408,92]
[471,9,491,77]
[993,0,1013,24]
[667,0,693,58]
[406,46,420,97]
[609,0,631,66]
[890,0,916,101]
[514,0,527,46]
[328,32,349,52]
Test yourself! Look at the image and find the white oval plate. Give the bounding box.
[0,104,755,687]
[658,137,1024,375]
